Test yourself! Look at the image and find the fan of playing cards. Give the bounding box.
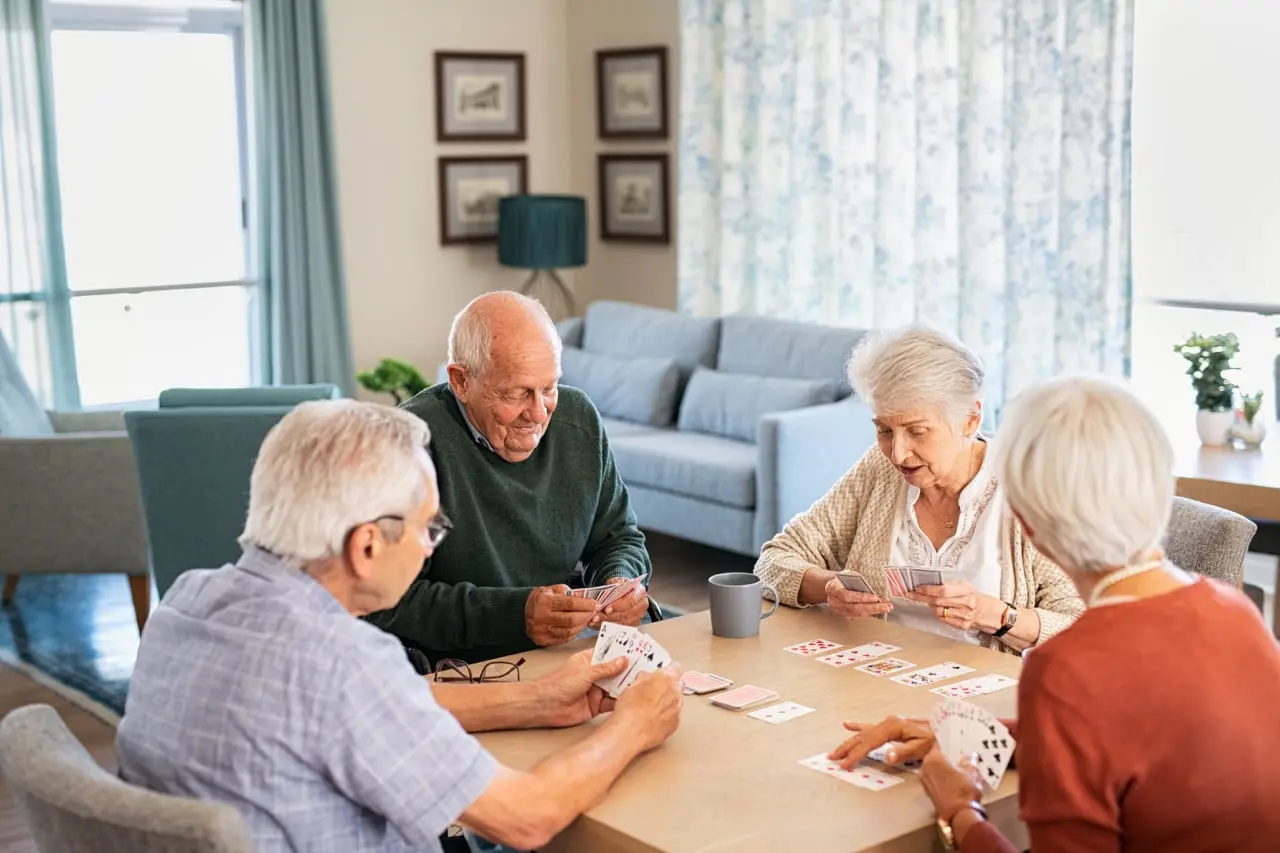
[571,574,649,611]
[590,622,671,698]
[930,698,1016,791]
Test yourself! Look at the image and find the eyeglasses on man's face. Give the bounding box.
[367,511,453,550]
[431,657,526,684]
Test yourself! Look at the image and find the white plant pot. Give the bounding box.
[1195,409,1235,446]
[1231,418,1268,447]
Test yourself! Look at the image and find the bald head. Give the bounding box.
[448,291,559,379]
[446,291,562,463]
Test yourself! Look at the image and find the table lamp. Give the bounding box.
[497,195,587,315]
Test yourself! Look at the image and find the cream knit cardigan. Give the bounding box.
[755,446,1084,653]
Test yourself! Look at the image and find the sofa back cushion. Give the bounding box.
[560,347,681,426]
[717,315,869,398]
[581,301,720,384]
[677,368,838,443]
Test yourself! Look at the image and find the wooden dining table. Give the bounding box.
[476,607,1026,853]
[1171,418,1280,524]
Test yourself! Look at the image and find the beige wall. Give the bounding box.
[567,0,681,312]
[326,0,572,389]
[326,0,680,390]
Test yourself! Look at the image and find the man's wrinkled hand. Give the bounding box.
[524,585,598,647]
[590,577,648,629]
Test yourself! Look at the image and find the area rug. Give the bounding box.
[0,574,136,723]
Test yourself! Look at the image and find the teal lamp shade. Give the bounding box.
[498,195,587,270]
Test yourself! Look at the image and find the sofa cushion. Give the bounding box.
[581,301,720,384]
[610,430,757,508]
[677,368,838,443]
[717,315,869,397]
[556,317,584,348]
[599,416,665,440]
[560,347,681,426]
[158,385,340,408]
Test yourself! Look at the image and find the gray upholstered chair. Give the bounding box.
[0,335,150,632]
[1162,496,1257,586]
[0,704,254,853]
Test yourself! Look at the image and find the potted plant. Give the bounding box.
[356,357,429,404]
[1232,391,1267,447]
[1172,332,1239,445]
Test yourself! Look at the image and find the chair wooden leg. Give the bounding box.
[2,575,18,604]
[128,575,152,634]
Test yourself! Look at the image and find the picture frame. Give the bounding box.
[597,153,669,244]
[596,46,669,139]
[438,155,529,245]
[435,51,526,142]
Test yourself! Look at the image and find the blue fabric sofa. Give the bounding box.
[555,301,876,556]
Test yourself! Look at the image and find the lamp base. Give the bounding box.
[519,269,575,317]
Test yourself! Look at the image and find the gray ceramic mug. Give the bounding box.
[708,572,779,638]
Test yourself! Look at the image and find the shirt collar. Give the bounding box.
[450,389,495,453]
[234,546,349,616]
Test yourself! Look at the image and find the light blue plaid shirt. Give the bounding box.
[116,548,497,852]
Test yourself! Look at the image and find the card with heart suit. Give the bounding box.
[748,701,816,724]
[681,671,733,695]
[889,661,975,687]
[930,673,1018,699]
[798,754,906,791]
[783,638,842,656]
[866,742,923,771]
[816,641,902,668]
[590,623,670,698]
[854,657,917,677]
[930,698,1015,791]
[711,684,779,710]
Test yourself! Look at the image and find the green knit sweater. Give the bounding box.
[367,383,650,663]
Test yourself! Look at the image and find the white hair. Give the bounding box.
[239,400,432,567]
[846,325,984,425]
[994,375,1175,575]
[447,291,559,378]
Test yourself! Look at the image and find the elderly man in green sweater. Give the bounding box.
[368,292,651,665]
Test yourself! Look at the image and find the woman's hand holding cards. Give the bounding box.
[906,581,1001,632]
[824,576,893,618]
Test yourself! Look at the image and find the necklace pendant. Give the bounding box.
[943,520,955,529]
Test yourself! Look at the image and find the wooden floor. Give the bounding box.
[0,537,1272,851]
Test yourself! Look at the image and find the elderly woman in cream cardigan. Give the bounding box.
[754,326,1083,654]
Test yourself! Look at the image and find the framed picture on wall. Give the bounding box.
[596,46,668,139]
[598,153,669,243]
[435,51,526,141]
[438,155,528,244]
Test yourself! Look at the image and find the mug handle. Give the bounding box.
[760,582,779,620]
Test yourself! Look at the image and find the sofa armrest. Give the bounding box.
[0,433,148,575]
[755,397,875,550]
[47,410,128,433]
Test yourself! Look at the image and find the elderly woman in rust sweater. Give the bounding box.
[829,376,1280,853]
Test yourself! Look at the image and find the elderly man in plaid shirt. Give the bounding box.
[115,400,683,853]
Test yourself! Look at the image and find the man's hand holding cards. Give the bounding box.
[591,622,673,699]
[572,574,650,628]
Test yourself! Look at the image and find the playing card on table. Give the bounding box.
[748,701,815,724]
[890,661,975,687]
[930,673,1018,699]
[783,638,842,657]
[867,742,923,771]
[681,671,732,695]
[710,684,778,710]
[798,754,906,791]
[854,657,916,677]
[836,572,875,594]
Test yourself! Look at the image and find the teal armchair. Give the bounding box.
[125,385,340,600]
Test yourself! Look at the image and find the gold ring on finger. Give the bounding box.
[942,606,950,619]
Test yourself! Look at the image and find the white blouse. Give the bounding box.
[886,442,1005,644]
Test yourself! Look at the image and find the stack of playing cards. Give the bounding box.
[930,698,1016,791]
[883,565,946,596]
[590,622,670,698]
[570,572,649,611]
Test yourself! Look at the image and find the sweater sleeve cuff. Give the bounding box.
[755,558,812,608]
[1033,606,1075,644]
[959,818,1020,853]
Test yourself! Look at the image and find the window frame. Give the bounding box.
[29,0,261,407]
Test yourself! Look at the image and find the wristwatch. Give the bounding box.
[937,801,989,850]
[992,603,1018,638]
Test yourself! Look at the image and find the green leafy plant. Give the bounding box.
[356,357,429,404]
[1172,332,1239,412]
[1242,391,1264,425]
